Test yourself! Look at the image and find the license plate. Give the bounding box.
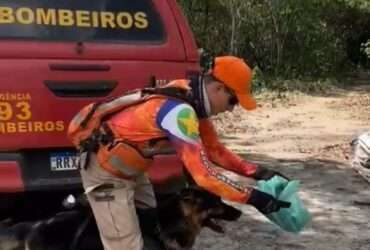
[50,153,79,171]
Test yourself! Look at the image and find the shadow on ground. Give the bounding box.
[195,153,370,250]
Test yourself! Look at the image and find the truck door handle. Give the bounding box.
[49,64,111,71]
[44,80,117,97]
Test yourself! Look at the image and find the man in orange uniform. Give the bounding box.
[78,56,290,250]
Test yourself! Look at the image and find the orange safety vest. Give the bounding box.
[67,80,193,179]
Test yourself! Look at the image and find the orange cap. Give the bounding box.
[211,56,256,110]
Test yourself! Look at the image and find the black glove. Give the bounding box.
[248,189,291,214]
[253,166,289,181]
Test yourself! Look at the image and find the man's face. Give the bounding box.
[205,80,238,115]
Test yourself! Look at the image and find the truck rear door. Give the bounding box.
[0,0,199,192]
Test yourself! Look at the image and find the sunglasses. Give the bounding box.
[225,87,239,106]
[229,95,239,106]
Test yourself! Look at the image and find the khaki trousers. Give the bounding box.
[80,153,156,250]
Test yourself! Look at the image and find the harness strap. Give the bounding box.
[80,102,101,128]
[78,85,194,176]
[79,124,114,170]
[142,87,194,106]
[100,123,115,146]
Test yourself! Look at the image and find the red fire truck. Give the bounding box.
[0,0,199,218]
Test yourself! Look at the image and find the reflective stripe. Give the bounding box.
[108,155,143,177]
[71,112,85,125]
[99,91,142,114]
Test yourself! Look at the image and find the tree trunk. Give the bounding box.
[230,12,236,54]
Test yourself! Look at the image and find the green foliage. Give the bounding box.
[252,66,268,94]
[341,0,370,11]
[178,0,370,89]
[237,0,347,78]
[270,78,334,94]
[362,40,370,59]
[199,49,213,72]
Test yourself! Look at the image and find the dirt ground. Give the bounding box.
[194,84,370,250]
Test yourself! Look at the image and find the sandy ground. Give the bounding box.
[194,84,370,250]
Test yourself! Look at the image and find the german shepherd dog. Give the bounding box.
[0,188,241,250]
[142,188,242,250]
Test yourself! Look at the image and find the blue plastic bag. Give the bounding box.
[257,176,311,233]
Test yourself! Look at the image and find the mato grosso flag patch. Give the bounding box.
[177,107,199,140]
[158,102,200,144]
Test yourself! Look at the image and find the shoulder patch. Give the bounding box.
[177,107,199,140]
[158,102,200,144]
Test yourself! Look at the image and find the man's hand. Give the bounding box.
[247,189,291,214]
[252,166,289,181]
